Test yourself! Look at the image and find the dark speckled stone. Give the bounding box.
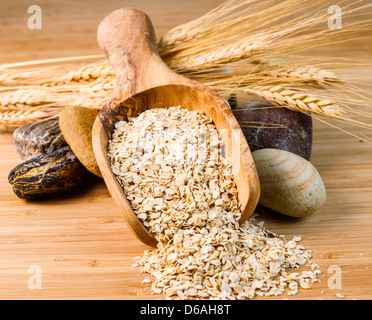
[8,146,87,199]
[13,118,67,161]
[233,102,312,160]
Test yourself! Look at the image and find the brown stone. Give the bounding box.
[59,106,102,177]
[8,146,87,200]
[233,102,313,161]
[13,119,67,161]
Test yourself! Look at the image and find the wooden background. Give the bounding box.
[0,0,372,300]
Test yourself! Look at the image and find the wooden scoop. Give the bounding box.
[92,8,260,247]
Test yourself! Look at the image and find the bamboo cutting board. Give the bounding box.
[1,0,372,300]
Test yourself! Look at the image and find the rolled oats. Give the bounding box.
[108,106,320,300]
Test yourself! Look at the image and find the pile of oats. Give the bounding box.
[108,106,320,299]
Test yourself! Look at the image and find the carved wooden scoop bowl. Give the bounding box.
[92,8,260,247]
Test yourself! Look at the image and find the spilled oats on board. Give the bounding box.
[108,106,320,299]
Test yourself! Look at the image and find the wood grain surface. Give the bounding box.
[1,0,372,300]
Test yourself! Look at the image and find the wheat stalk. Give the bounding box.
[0,60,369,131]
[166,36,270,72]
[0,109,60,132]
[0,0,371,140]
[162,1,372,72]
[245,85,343,117]
[0,60,114,86]
[159,0,329,56]
[0,82,111,130]
[264,66,340,86]
[0,58,341,89]
[0,85,110,109]
[57,61,114,84]
[231,85,372,130]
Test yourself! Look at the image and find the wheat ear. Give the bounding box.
[235,85,372,130]
[0,109,61,132]
[264,66,340,86]
[243,85,343,116]
[0,82,112,130]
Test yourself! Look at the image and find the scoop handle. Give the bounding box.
[97,8,178,100]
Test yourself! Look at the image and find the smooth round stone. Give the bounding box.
[252,148,326,217]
